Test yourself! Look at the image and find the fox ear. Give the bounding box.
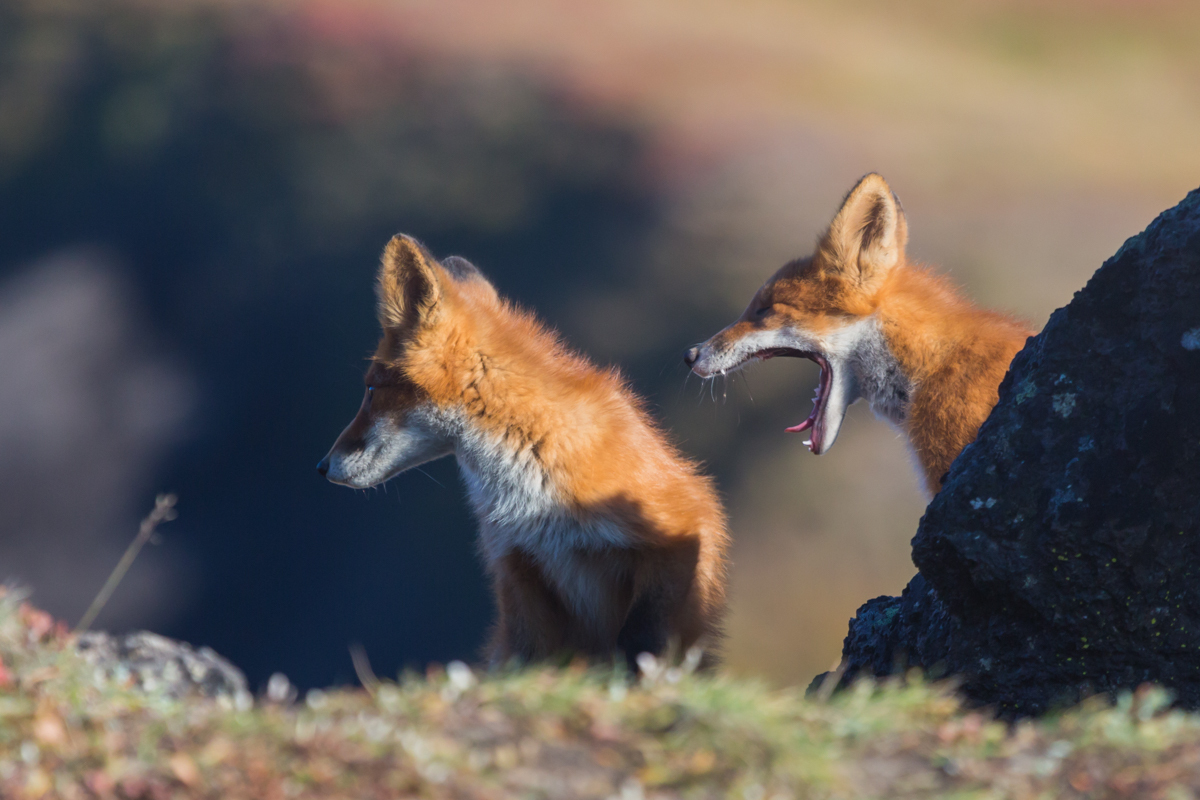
[377,234,442,330]
[822,173,908,286]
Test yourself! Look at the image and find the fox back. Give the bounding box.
[320,235,729,666]
[687,174,1033,494]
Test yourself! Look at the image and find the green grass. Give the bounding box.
[3,590,1199,798]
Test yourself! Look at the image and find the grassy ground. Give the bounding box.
[5,591,1200,798]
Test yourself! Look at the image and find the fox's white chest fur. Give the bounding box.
[843,316,912,427]
[454,421,633,629]
[838,316,935,493]
[800,315,912,429]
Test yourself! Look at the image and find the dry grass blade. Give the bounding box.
[349,642,380,696]
[812,660,848,704]
[75,494,178,633]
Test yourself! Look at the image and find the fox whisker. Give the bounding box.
[414,467,446,489]
[740,372,755,405]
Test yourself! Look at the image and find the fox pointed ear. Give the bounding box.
[822,173,908,287]
[377,234,442,330]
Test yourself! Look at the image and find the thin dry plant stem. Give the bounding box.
[813,659,849,704]
[75,494,178,633]
[349,643,380,696]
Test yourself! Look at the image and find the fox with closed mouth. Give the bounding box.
[321,235,730,668]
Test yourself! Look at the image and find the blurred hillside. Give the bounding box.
[1,0,1197,689]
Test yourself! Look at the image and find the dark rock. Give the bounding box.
[77,631,250,705]
[816,187,1200,716]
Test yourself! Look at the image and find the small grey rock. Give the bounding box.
[76,630,249,702]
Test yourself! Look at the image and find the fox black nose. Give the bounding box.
[316,457,330,477]
[683,346,700,368]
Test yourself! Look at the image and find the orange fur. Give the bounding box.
[322,236,729,667]
[873,265,1031,491]
[689,174,1033,494]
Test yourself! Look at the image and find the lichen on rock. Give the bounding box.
[77,630,250,705]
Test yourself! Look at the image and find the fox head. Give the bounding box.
[684,173,909,456]
[317,234,494,488]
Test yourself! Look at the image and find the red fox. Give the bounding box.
[685,173,1034,495]
[319,235,729,667]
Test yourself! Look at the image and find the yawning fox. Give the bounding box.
[685,173,1034,495]
[319,235,729,667]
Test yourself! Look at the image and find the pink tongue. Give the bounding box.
[784,359,826,452]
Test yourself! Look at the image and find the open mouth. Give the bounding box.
[749,348,831,454]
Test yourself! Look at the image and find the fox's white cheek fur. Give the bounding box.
[327,407,453,488]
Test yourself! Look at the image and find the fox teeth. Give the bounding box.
[802,439,812,447]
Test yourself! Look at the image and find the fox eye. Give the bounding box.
[755,305,772,317]
[365,386,375,405]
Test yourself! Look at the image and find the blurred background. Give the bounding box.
[1,0,1198,691]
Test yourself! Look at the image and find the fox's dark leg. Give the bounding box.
[486,550,569,668]
[616,589,669,672]
[618,538,703,672]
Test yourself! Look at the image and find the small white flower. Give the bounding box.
[636,652,662,682]
[682,647,704,674]
[616,778,645,800]
[267,672,294,703]
[234,690,254,712]
[447,660,476,692]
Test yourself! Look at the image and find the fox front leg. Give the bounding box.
[486,550,569,668]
